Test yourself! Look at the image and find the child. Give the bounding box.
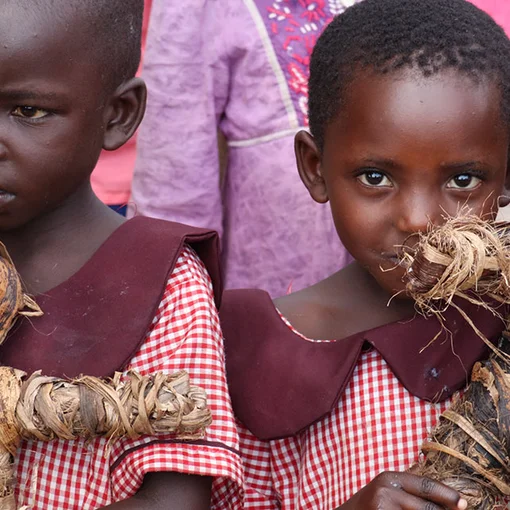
[0,0,242,508]
[219,0,510,508]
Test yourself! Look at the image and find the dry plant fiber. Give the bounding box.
[403,215,510,315]
[0,367,212,510]
[0,242,41,345]
[402,215,510,358]
[401,215,510,508]
[413,338,510,509]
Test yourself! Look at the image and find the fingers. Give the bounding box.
[376,472,467,510]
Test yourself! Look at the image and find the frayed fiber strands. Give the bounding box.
[403,216,510,321]
[0,244,41,345]
[414,349,510,509]
[0,368,212,510]
[402,215,510,508]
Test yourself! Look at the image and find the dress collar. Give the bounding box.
[221,289,505,440]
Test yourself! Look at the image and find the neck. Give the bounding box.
[0,183,125,294]
[347,261,417,320]
[275,261,418,341]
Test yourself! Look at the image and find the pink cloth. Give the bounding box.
[128,1,356,297]
[469,0,510,34]
[90,0,152,205]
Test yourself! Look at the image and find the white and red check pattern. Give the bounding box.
[237,320,455,509]
[14,245,243,510]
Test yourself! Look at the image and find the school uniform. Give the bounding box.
[0,218,243,509]
[219,289,505,509]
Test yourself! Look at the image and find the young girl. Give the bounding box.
[219,0,510,508]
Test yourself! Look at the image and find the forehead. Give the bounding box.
[324,69,507,161]
[0,2,98,80]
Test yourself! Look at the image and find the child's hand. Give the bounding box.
[337,472,468,510]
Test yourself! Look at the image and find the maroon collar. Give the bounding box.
[0,217,221,378]
[221,289,504,440]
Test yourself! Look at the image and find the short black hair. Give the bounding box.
[309,0,510,151]
[89,0,144,89]
[35,0,144,91]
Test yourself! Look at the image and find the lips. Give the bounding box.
[380,251,402,261]
[379,251,407,267]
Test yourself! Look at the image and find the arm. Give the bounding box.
[129,0,229,236]
[102,473,212,510]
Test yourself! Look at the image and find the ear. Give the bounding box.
[295,130,328,203]
[102,77,147,151]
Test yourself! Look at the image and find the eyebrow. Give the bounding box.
[439,160,487,170]
[0,90,61,102]
[358,157,489,172]
[358,156,402,170]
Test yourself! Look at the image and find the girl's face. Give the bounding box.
[297,69,510,297]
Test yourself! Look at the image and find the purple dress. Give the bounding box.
[130,0,359,297]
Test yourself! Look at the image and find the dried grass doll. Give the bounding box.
[403,215,510,509]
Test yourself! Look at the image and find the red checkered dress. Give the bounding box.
[14,246,243,510]
[236,318,454,509]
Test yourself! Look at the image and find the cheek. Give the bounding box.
[441,188,500,221]
[329,192,388,251]
[17,121,102,178]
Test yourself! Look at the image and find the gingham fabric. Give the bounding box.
[236,318,455,509]
[14,245,243,510]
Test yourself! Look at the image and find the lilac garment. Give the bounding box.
[130,0,358,297]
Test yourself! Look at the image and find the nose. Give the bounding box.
[395,191,442,235]
[0,131,8,161]
[0,144,8,162]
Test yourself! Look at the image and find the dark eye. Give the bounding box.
[446,174,482,190]
[11,106,49,119]
[358,170,392,187]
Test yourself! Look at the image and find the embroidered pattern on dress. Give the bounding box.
[264,0,356,125]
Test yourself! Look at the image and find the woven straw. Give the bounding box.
[0,242,41,345]
[402,216,510,358]
[402,215,510,507]
[403,216,510,309]
[0,368,212,509]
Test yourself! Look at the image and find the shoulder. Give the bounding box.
[220,288,296,370]
[125,216,222,306]
[219,278,344,344]
[128,244,223,376]
[220,288,281,341]
[152,244,218,332]
[171,244,214,289]
[220,284,365,440]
